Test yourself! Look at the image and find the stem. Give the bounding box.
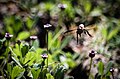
[18,44,21,52]
[46,31,48,54]
[59,11,62,26]
[6,40,10,79]
[41,59,45,72]
[89,58,93,79]
[6,40,9,55]
[6,40,10,63]
[46,31,48,68]
[111,73,114,79]
[101,75,103,79]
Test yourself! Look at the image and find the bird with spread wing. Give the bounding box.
[63,24,96,45]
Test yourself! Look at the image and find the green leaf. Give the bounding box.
[11,66,24,79]
[7,63,12,76]
[4,16,14,34]
[105,61,113,75]
[48,32,52,47]
[46,73,54,79]
[54,65,65,79]
[32,39,39,49]
[23,52,35,65]
[31,68,40,79]
[60,36,72,49]
[40,68,48,79]
[53,38,61,49]
[97,61,104,76]
[45,2,54,11]
[48,29,64,49]
[66,59,76,68]
[7,26,14,34]
[63,1,75,19]
[107,27,119,40]
[102,27,107,39]
[21,43,29,57]
[84,1,91,13]
[13,47,22,59]
[17,31,30,40]
[14,17,22,32]
[26,18,34,30]
[0,38,6,48]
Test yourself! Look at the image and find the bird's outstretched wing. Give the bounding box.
[63,29,77,34]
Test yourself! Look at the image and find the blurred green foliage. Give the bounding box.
[0,0,120,79]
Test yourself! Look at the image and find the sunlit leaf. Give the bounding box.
[97,61,104,76]
[23,52,35,65]
[11,66,24,79]
[45,2,54,11]
[107,27,119,40]
[46,73,54,79]
[17,31,30,40]
[26,18,34,30]
[102,27,107,39]
[31,68,40,79]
